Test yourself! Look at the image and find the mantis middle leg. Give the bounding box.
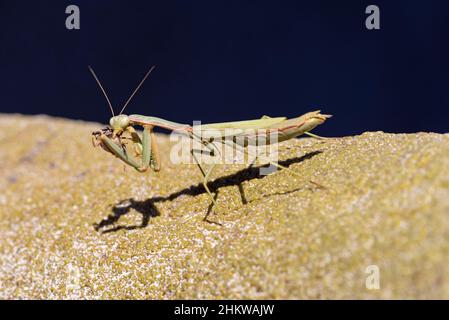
[191,148,218,208]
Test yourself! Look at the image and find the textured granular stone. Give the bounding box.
[0,114,448,299]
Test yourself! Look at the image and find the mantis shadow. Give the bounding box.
[93,198,160,234]
[94,150,322,233]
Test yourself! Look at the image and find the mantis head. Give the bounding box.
[89,65,158,171]
[88,64,155,152]
[109,114,130,135]
[88,64,156,135]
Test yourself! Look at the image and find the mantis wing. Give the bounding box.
[194,111,330,145]
[199,116,287,130]
[194,116,287,146]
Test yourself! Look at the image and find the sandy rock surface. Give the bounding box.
[0,114,448,299]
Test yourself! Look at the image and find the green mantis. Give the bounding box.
[90,66,331,211]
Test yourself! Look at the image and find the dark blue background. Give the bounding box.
[0,0,448,135]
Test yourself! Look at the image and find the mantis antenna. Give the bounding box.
[88,65,115,117]
[119,65,156,115]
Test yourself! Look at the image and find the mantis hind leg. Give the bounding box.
[261,156,326,189]
[304,132,329,140]
[229,140,326,189]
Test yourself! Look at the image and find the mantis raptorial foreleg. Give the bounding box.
[139,126,152,171]
[100,125,161,173]
[101,134,142,169]
[149,130,161,171]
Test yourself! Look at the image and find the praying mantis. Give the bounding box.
[90,66,331,212]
